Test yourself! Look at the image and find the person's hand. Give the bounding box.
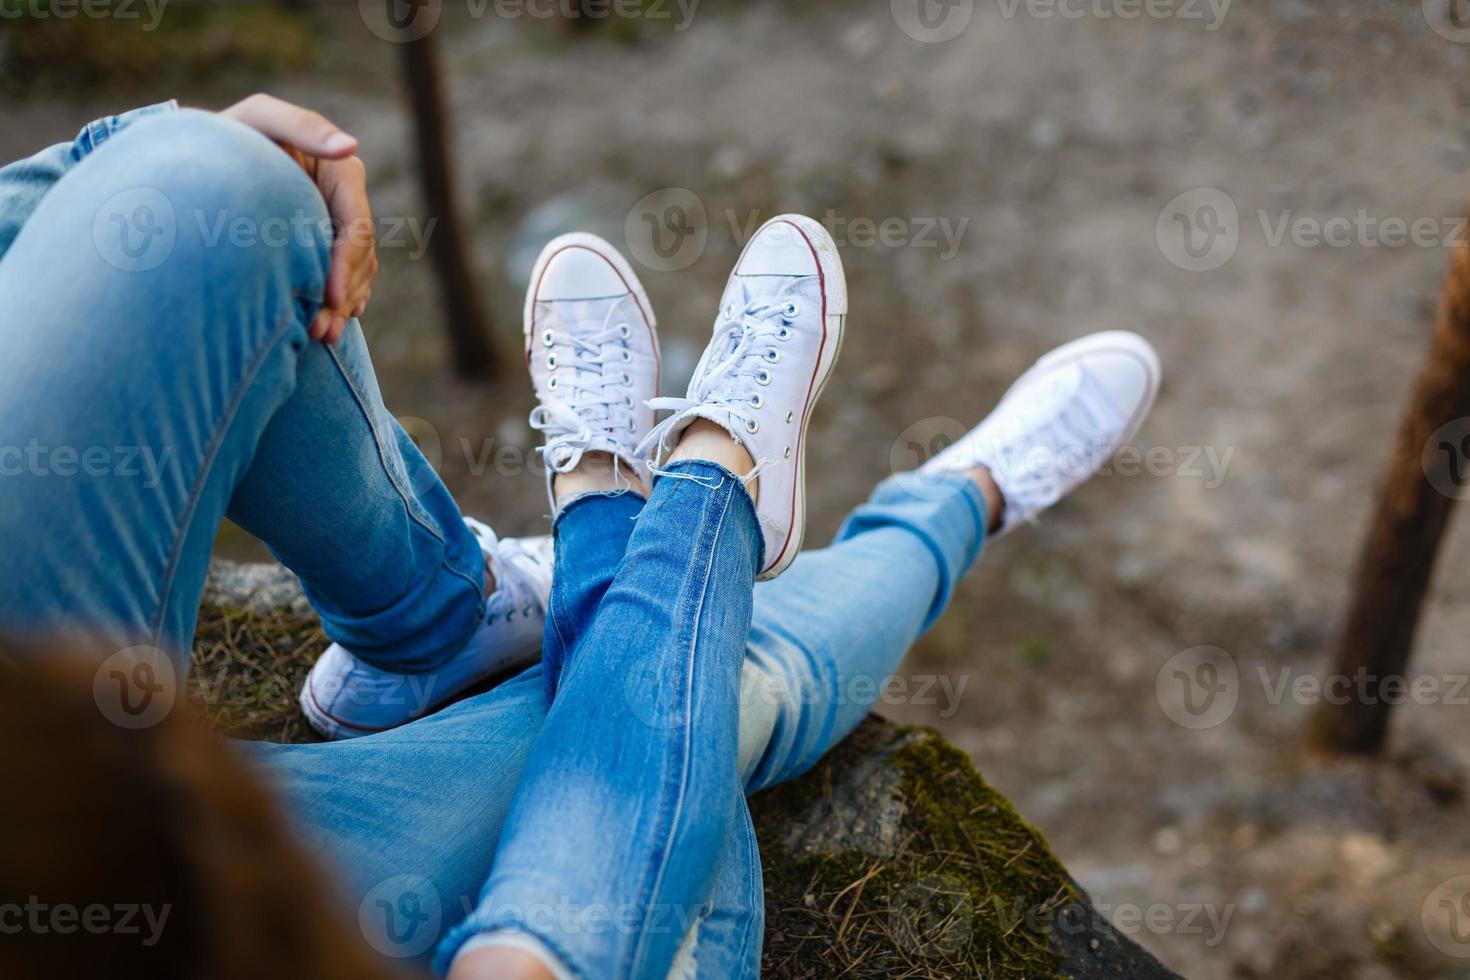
[221,94,377,344]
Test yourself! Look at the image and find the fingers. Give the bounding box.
[222,93,358,159]
[311,155,378,344]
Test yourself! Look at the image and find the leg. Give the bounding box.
[735,328,1162,790]
[249,661,763,979]
[0,108,484,672]
[737,471,989,792]
[448,463,760,979]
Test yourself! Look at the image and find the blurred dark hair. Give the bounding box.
[0,642,402,980]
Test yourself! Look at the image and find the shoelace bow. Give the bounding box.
[530,299,637,474]
[636,295,800,470]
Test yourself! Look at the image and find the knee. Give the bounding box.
[95,107,332,296]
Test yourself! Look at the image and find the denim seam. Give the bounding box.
[321,342,483,606]
[148,299,307,646]
[626,475,736,975]
[730,807,763,978]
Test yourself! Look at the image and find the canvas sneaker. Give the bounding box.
[638,214,847,580]
[921,330,1161,536]
[299,521,553,740]
[525,232,660,511]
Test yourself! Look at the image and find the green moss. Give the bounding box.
[188,603,325,745]
[751,723,1077,979]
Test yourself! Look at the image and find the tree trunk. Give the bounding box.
[1310,221,1470,754]
[399,23,498,379]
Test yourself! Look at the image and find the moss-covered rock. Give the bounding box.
[196,560,1181,979]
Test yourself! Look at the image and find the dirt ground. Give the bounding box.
[7,1,1470,976]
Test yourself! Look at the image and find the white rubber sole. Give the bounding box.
[744,213,848,580]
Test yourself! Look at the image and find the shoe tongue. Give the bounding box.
[988,361,1086,440]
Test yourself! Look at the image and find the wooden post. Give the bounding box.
[399,18,499,379]
[1310,218,1470,754]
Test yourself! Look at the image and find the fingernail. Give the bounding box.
[324,132,357,155]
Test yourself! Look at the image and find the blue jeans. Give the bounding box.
[0,108,989,977]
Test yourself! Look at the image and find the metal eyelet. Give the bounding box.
[619,323,631,338]
[723,304,736,320]
[622,373,632,385]
[785,411,794,423]
[628,418,637,432]
[783,302,800,317]
[523,605,533,617]
[542,329,554,347]
[757,370,772,386]
[784,446,792,458]
[547,354,557,369]
[548,376,558,390]
[624,395,635,408]
[777,327,792,341]
[746,418,760,434]
[506,609,516,622]
[764,350,781,364]
[751,393,765,409]
[621,349,632,363]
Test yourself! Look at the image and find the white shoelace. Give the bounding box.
[635,294,799,478]
[529,299,639,475]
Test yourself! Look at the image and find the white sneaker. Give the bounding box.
[526,232,660,511]
[921,330,1161,536]
[639,214,847,580]
[299,521,553,740]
